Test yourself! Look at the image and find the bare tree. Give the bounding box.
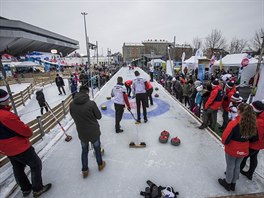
[250,28,264,51]
[192,37,203,50]
[229,38,247,54]
[204,29,227,56]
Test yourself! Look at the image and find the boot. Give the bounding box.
[240,170,252,180]
[82,169,89,178]
[98,161,106,171]
[218,178,231,191]
[230,183,236,191]
[33,183,52,198]
[199,124,207,129]
[22,189,31,197]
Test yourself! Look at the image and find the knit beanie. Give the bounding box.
[196,85,203,92]
[251,99,264,113]
[0,89,10,103]
[231,91,243,103]
[211,78,219,87]
[226,81,235,89]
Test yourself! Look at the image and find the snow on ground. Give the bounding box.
[0,83,31,94]
[1,68,264,198]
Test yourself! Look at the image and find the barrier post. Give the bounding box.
[20,91,25,106]
[37,116,45,136]
[62,100,66,118]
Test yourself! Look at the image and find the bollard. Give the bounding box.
[37,116,45,137]
[20,91,25,106]
[62,100,66,119]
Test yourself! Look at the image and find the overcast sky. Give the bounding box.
[0,0,263,55]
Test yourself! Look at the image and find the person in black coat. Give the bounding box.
[36,88,48,115]
[55,74,66,95]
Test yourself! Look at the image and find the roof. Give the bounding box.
[213,53,259,66]
[0,18,79,56]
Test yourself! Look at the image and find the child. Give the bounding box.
[194,85,203,117]
[228,91,243,121]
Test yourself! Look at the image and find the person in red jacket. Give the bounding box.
[240,100,264,180]
[145,81,153,107]
[199,79,223,131]
[124,79,133,97]
[221,81,236,130]
[0,89,51,197]
[218,103,257,191]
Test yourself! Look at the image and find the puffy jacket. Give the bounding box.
[125,80,133,87]
[55,76,65,87]
[145,81,153,91]
[205,85,223,110]
[36,90,46,107]
[222,116,249,157]
[0,105,32,156]
[70,91,102,143]
[222,87,236,112]
[250,111,264,150]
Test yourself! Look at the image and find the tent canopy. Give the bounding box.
[12,61,41,67]
[184,56,208,65]
[213,53,259,67]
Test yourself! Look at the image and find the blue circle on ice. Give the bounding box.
[100,98,170,119]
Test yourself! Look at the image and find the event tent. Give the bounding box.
[213,53,261,85]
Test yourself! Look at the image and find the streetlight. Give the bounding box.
[81,12,93,98]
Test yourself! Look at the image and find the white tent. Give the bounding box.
[254,64,264,101]
[213,53,262,85]
[148,59,165,67]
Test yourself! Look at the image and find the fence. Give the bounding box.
[0,95,73,167]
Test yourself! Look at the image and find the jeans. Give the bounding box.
[225,153,243,184]
[81,139,103,171]
[8,146,43,192]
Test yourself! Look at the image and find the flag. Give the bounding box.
[219,55,223,71]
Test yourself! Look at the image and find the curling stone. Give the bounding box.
[155,87,159,91]
[160,130,170,137]
[106,96,111,100]
[101,105,107,110]
[154,93,159,97]
[171,137,181,146]
[159,135,168,143]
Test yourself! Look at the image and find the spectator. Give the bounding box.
[70,86,106,178]
[55,74,66,95]
[228,92,243,121]
[173,76,183,102]
[149,64,154,82]
[218,103,257,191]
[221,81,236,130]
[199,79,223,131]
[36,88,49,115]
[240,100,264,180]
[69,74,78,99]
[194,85,203,118]
[0,89,51,197]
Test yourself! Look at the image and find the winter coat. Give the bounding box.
[36,90,46,107]
[173,80,183,93]
[0,105,32,156]
[69,78,78,93]
[55,76,65,87]
[222,116,249,157]
[205,85,223,110]
[249,111,264,150]
[125,80,133,87]
[182,83,189,96]
[222,87,236,112]
[195,92,203,107]
[70,91,102,143]
[145,81,153,91]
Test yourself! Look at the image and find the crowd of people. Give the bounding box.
[146,66,264,192]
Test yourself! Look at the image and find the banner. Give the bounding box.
[198,64,204,82]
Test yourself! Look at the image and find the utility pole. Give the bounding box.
[253,35,264,89]
[81,12,93,98]
[96,41,98,65]
[0,58,18,115]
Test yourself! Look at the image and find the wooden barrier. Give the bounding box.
[0,95,73,167]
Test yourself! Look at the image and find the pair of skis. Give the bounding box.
[128,109,146,148]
